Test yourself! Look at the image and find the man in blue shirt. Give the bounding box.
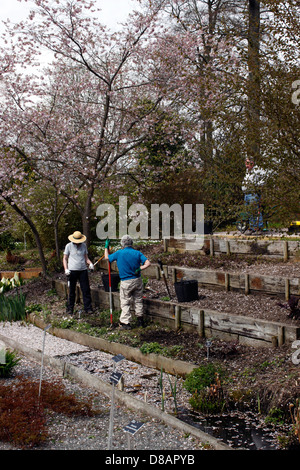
[105,235,151,329]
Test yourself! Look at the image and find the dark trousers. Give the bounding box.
[67,270,92,313]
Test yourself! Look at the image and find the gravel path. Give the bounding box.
[0,321,206,452]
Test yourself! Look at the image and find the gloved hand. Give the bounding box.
[135,267,141,275]
[65,269,71,276]
[89,263,94,271]
[105,238,110,249]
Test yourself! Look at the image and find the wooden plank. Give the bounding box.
[167,237,300,259]
[167,265,300,297]
[53,280,300,347]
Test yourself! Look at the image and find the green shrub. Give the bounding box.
[0,293,26,321]
[183,363,225,394]
[0,232,16,251]
[140,342,163,355]
[0,350,20,378]
[189,389,226,414]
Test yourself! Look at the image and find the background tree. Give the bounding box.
[0,0,173,252]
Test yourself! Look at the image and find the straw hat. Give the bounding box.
[68,231,86,243]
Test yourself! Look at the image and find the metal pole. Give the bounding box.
[38,325,51,406]
[107,383,115,450]
[107,362,116,450]
[127,433,131,450]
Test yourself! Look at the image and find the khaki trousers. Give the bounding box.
[119,277,144,325]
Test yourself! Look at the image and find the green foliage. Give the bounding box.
[25,303,43,314]
[0,273,22,294]
[265,407,285,425]
[189,389,226,414]
[140,341,183,358]
[0,232,16,251]
[0,293,26,322]
[140,341,163,355]
[183,363,225,394]
[0,350,20,378]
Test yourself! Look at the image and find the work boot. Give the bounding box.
[85,308,94,314]
[119,322,131,330]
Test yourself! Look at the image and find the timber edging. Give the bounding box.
[166,236,300,261]
[52,279,300,348]
[97,258,300,299]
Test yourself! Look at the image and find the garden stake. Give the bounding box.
[38,324,51,407]
[157,259,171,299]
[107,245,113,327]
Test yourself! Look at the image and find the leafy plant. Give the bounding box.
[167,373,178,415]
[25,303,43,314]
[140,342,163,355]
[183,363,225,394]
[265,407,285,425]
[0,273,22,294]
[158,367,165,412]
[0,350,20,378]
[188,372,226,414]
[0,293,26,321]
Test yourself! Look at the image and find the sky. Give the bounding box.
[1,0,138,32]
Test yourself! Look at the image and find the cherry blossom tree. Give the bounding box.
[0,0,174,255]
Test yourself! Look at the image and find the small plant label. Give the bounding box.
[112,353,125,364]
[110,371,122,385]
[124,419,144,435]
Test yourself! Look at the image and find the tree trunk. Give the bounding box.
[3,197,48,275]
[247,0,261,162]
[81,187,95,247]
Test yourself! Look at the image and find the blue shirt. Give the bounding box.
[108,247,147,281]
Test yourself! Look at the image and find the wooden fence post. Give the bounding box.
[285,279,290,300]
[225,273,230,291]
[210,238,214,256]
[175,305,181,330]
[283,241,288,261]
[245,273,250,295]
[198,310,205,337]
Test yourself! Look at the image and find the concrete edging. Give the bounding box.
[29,314,198,377]
[0,331,232,451]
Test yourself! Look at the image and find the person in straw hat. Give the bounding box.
[63,231,94,315]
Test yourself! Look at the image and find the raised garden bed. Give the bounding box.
[166,236,300,260]
[97,258,300,299]
[52,279,300,348]
[0,267,42,280]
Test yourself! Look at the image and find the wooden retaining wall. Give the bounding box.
[166,237,300,260]
[0,267,42,280]
[53,279,300,349]
[97,259,300,300]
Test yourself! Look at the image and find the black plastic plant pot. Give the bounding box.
[101,273,120,292]
[174,280,199,302]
